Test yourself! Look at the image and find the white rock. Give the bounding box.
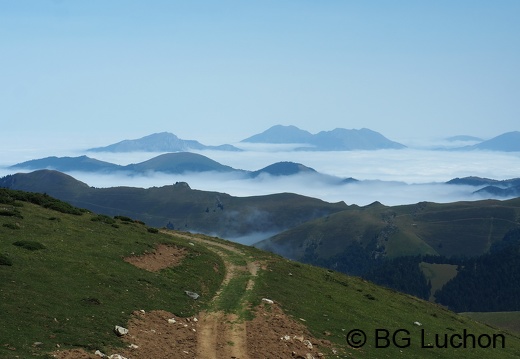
[414,321,422,326]
[262,298,274,304]
[108,355,128,359]
[293,335,304,342]
[168,318,177,324]
[94,350,106,358]
[193,317,198,322]
[128,344,139,349]
[303,339,313,349]
[185,291,200,300]
[114,325,129,337]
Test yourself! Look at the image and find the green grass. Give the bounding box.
[461,312,520,335]
[248,254,520,358]
[0,199,224,357]
[420,262,459,301]
[3,191,520,358]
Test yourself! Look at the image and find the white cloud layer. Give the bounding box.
[1,146,519,207]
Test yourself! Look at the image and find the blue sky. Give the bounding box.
[1,1,519,147]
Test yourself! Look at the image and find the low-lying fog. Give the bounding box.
[1,143,520,207]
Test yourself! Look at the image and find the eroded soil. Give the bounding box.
[51,231,334,359]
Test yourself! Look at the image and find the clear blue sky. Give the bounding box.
[1,0,519,146]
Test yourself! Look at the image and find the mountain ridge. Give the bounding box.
[87,132,242,152]
[241,125,407,150]
[0,170,348,241]
[2,189,518,358]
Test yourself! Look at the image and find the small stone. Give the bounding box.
[293,335,304,342]
[168,318,176,324]
[185,291,200,300]
[262,298,274,304]
[114,326,129,337]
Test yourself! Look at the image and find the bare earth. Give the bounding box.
[51,231,334,359]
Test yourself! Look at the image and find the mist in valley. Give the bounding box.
[1,142,519,207]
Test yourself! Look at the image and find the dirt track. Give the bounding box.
[52,231,333,359]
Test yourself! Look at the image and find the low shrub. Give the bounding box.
[12,240,47,251]
[0,253,13,266]
[114,215,134,222]
[2,223,20,230]
[91,214,116,224]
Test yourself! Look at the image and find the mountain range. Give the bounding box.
[465,131,520,152]
[3,170,520,312]
[241,125,407,150]
[87,132,242,152]
[1,170,518,254]
[0,170,348,241]
[84,127,520,153]
[448,176,520,197]
[3,190,519,358]
[9,153,350,182]
[10,154,520,198]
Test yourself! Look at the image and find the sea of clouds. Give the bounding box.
[1,141,520,207]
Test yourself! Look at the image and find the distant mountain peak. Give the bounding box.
[88,132,241,153]
[467,131,520,152]
[241,125,313,144]
[242,125,405,151]
[250,161,317,177]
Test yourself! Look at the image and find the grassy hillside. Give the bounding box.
[0,170,347,240]
[461,312,520,335]
[1,190,520,358]
[0,189,224,357]
[259,198,520,260]
[420,262,458,301]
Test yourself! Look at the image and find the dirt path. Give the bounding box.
[167,231,258,359]
[51,231,334,358]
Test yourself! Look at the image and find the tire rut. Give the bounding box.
[163,231,259,359]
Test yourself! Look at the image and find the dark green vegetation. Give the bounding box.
[0,190,224,357]
[1,190,520,358]
[0,170,347,238]
[248,251,520,358]
[435,228,520,312]
[257,199,520,309]
[461,312,520,335]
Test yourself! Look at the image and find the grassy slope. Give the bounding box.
[0,198,224,357]
[461,312,520,335]
[261,198,520,260]
[1,170,348,236]
[1,192,520,358]
[245,247,520,358]
[420,262,459,301]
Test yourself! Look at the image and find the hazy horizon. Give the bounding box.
[2,1,519,206]
[2,1,519,146]
[1,140,519,207]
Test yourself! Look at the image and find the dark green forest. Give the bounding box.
[301,227,520,311]
[435,228,520,312]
